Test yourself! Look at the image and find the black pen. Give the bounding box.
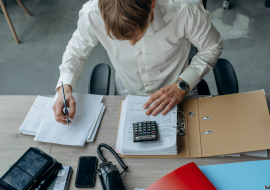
[61,81,70,125]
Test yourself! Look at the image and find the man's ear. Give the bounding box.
[151,0,156,10]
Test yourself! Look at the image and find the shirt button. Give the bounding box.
[139,51,143,55]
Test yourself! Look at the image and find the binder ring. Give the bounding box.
[174,109,184,118]
[175,108,185,136]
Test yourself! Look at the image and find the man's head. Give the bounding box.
[99,0,156,45]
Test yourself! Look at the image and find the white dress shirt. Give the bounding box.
[56,0,223,95]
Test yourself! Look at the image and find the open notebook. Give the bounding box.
[19,93,105,146]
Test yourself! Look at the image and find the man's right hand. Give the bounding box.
[53,84,76,125]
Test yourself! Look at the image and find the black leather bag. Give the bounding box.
[97,143,128,190]
[0,147,62,190]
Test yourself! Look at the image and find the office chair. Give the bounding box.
[89,63,111,96]
[266,0,270,7]
[222,0,270,9]
[88,59,238,96]
[88,0,239,96]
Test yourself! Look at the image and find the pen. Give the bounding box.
[61,81,70,125]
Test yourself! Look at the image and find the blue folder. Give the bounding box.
[199,160,270,190]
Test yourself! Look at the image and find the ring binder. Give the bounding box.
[117,90,270,159]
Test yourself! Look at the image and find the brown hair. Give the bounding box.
[99,0,152,40]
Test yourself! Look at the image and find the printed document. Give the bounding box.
[116,95,177,155]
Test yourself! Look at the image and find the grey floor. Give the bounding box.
[0,0,270,95]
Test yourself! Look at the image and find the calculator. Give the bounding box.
[133,121,159,142]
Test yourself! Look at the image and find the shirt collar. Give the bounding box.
[146,2,166,35]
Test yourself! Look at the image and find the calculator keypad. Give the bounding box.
[133,121,159,142]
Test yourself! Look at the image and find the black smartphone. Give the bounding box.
[75,156,98,187]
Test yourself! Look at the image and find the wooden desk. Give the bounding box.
[1,95,270,190]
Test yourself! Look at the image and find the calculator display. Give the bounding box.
[133,121,159,142]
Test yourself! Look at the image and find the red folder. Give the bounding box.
[146,162,216,190]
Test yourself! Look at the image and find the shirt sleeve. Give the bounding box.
[179,2,223,92]
[55,6,99,91]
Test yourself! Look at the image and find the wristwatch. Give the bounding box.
[174,78,190,93]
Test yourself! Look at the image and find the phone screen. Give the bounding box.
[75,156,98,187]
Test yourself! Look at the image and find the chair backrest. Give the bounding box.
[88,63,111,95]
[202,0,207,9]
[213,59,239,95]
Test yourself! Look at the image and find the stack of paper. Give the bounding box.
[217,150,268,158]
[20,96,52,135]
[19,93,105,146]
[116,95,178,155]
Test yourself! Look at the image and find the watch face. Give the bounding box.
[179,81,188,89]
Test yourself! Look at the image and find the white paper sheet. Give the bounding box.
[218,153,241,157]
[19,96,52,135]
[87,103,104,141]
[116,100,127,153]
[117,95,177,155]
[242,150,267,157]
[34,93,103,146]
[87,105,106,142]
[199,95,213,99]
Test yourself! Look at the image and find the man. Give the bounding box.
[53,0,223,124]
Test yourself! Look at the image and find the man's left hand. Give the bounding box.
[143,83,187,116]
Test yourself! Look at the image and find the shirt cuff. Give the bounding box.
[55,73,77,92]
[179,67,201,93]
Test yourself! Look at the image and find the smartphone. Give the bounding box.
[75,156,98,187]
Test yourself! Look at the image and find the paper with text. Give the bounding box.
[117,95,177,155]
